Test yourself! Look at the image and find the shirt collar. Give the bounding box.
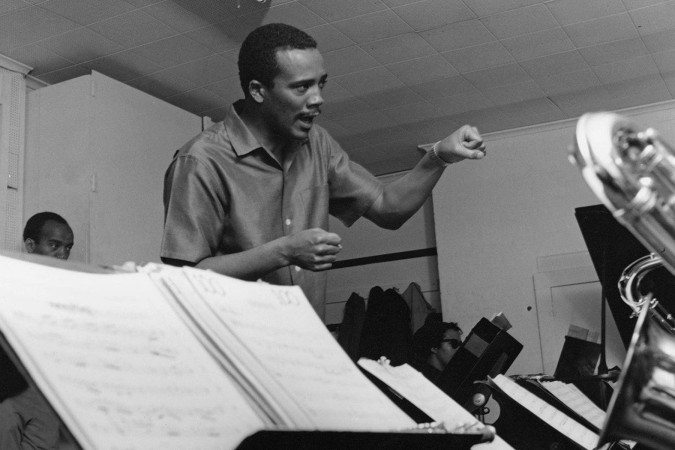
[224,100,263,157]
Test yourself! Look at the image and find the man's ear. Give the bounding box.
[249,80,266,103]
[430,346,439,355]
[24,238,36,253]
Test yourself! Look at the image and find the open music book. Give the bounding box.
[0,254,491,449]
[489,375,599,450]
[358,359,512,449]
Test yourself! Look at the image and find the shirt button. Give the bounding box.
[294,266,301,272]
[285,218,291,226]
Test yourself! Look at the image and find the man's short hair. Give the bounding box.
[238,23,317,97]
[412,320,463,360]
[23,212,70,242]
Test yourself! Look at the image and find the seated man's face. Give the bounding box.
[25,220,74,260]
[435,329,462,368]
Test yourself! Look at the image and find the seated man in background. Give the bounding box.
[411,320,463,385]
[23,211,74,260]
[0,212,74,448]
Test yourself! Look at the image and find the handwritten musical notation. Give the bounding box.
[0,256,264,449]
[491,375,598,450]
[177,267,416,431]
[540,380,606,430]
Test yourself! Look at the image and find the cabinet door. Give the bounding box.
[25,76,93,263]
[88,72,201,266]
[533,265,626,374]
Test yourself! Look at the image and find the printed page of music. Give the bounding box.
[176,266,417,431]
[357,359,514,450]
[0,255,265,449]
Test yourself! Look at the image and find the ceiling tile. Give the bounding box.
[548,86,617,117]
[652,48,675,72]
[481,80,546,105]
[663,71,675,97]
[360,86,426,109]
[39,27,123,64]
[578,37,649,66]
[386,54,459,85]
[462,0,544,17]
[462,63,532,89]
[519,50,589,78]
[320,97,376,120]
[604,74,673,108]
[6,43,73,74]
[184,23,242,53]
[164,51,238,86]
[332,109,396,134]
[202,75,243,101]
[442,41,514,73]
[298,0,388,22]
[546,0,625,26]
[641,27,675,53]
[392,0,476,32]
[430,89,494,117]
[39,0,136,26]
[382,100,440,125]
[333,66,403,96]
[629,1,675,34]
[481,4,558,39]
[320,79,353,102]
[0,0,30,15]
[306,24,354,52]
[132,35,213,67]
[410,74,477,100]
[332,10,413,44]
[171,0,241,25]
[535,68,600,95]
[124,0,163,6]
[87,9,176,49]
[36,63,90,84]
[362,33,436,65]
[86,49,163,81]
[142,1,211,33]
[564,12,638,47]
[420,19,495,52]
[0,5,78,52]
[592,54,660,83]
[501,27,575,61]
[622,0,671,10]
[260,1,325,30]
[322,46,379,77]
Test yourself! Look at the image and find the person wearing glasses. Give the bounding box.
[411,320,463,385]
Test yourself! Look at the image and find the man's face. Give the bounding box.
[434,329,462,369]
[260,48,327,141]
[26,220,74,260]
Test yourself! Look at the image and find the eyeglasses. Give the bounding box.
[441,338,462,349]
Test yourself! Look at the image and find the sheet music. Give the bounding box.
[492,375,598,450]
[357,359,514,450]
[540,380,606,430]
[179,267,416,431]
[0,255,264,449]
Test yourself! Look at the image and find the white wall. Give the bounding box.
[433,100,675,375]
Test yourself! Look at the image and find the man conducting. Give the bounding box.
[161,23,486,319]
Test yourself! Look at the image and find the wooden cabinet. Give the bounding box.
[24,71,202,265]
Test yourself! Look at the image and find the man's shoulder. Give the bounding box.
[175,121,231,160]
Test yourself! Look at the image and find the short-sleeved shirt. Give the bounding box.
[161,100,383,319]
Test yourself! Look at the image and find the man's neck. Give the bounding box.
[237,100,288,161]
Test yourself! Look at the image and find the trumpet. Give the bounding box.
[571,112,675,450]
